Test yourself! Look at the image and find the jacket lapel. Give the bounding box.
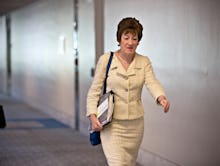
[110,54,142,78]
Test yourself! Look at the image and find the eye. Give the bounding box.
[123,36,129,40]
[132,35,138,40]
[133,37,138,41]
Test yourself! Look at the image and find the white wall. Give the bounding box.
[105,0,220,166]
[78,0,95,134]
[9,0,75,127]
[0,16,7,94]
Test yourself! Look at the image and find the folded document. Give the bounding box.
[97,91,114,126]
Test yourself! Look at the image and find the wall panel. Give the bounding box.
[0,16,7,94]
[105,0,220,165]
[10,0,75,127]
[78,0,95,134]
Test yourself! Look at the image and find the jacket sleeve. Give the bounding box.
[144,57,166,103]
[86,54,108,117]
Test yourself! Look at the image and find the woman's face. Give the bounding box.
[119,32,139,56]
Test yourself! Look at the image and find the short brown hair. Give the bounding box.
[116,17,143,43]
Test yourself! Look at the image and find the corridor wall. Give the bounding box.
[0,16,7,94]
[78,0,96,134]
[7,0,75,127]
[104,0,220,166]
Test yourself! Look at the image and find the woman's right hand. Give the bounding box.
[90,114,103,131]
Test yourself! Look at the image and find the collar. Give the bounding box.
[110,53,142,76]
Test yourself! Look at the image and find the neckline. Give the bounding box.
[115,51,136,72]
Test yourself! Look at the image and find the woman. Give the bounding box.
[87,17,170,166]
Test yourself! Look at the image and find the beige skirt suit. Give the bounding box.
[87,52,166,166]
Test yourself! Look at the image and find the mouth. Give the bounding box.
[127,47,134,51]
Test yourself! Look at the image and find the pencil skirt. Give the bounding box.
[100,117,144,166]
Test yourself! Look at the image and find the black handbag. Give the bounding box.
[89,52,114,146]
[0,105,6,128]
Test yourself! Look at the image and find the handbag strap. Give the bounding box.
[103,51,114,94]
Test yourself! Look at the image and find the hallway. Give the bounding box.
[1,0,220,165]
[0,95,108,166]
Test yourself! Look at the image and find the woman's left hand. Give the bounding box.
[158,96,170,113]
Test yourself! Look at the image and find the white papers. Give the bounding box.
[97,91,114,126]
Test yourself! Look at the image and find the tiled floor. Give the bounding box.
[0,95,142,166]
[0,95,107,166]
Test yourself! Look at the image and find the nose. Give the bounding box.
[128,39,133,45]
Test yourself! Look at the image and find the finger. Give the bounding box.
[92,124,102,131]
[164,107,169,113]
[96,123,103,129]
[160,100,168,110]
[161,100,167,108]
[94,121,103,130]
[164,103,170,113]
[96,120,103,127]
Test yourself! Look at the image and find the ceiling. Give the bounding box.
[0,0,39,16]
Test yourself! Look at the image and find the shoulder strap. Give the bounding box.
[103,52,114,94]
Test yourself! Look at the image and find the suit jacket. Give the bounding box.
[86,51,166,120]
